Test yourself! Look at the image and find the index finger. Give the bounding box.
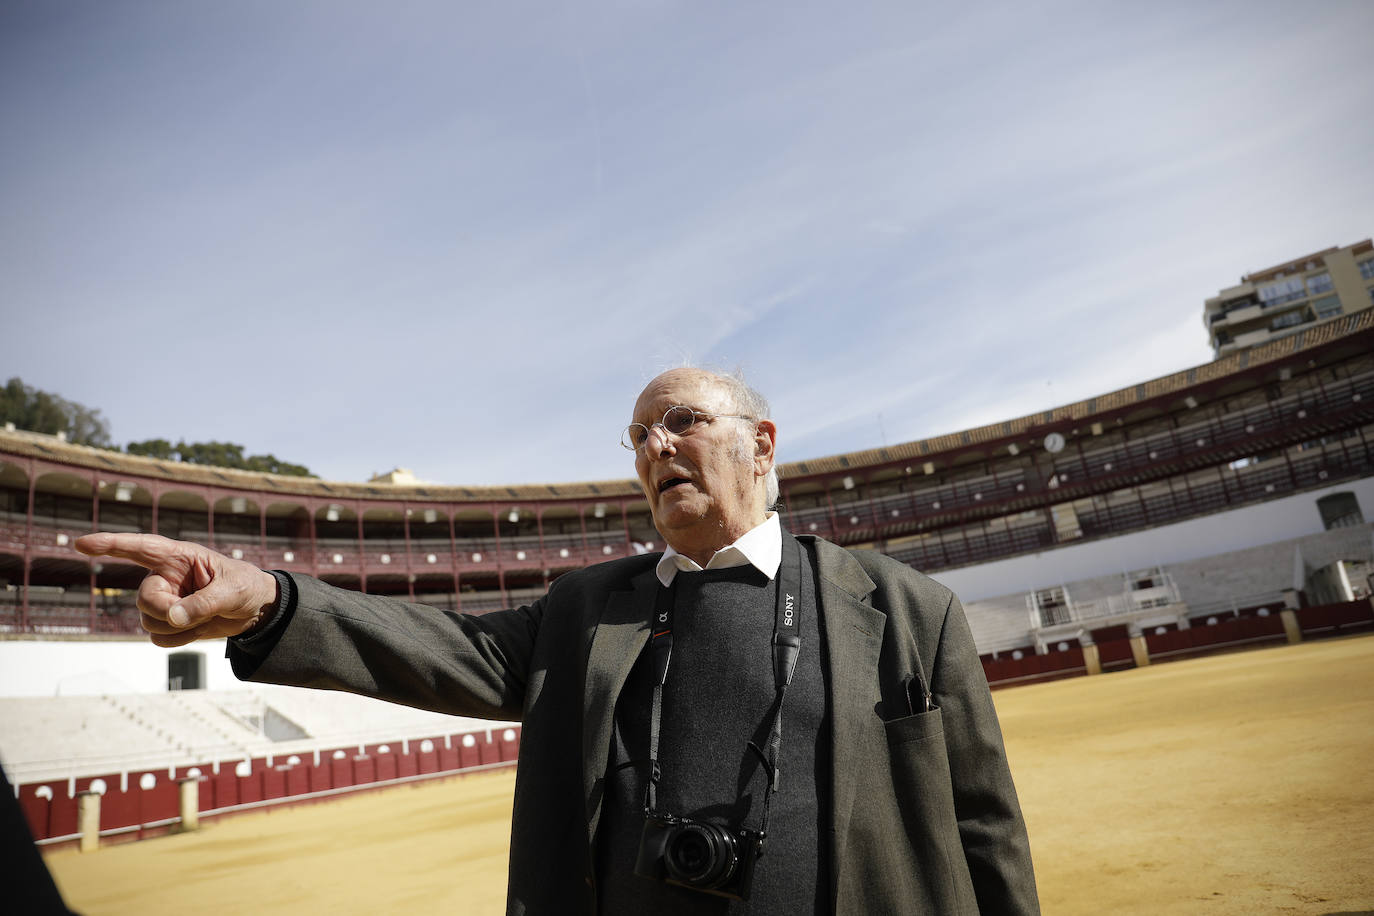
[74,532,185,570]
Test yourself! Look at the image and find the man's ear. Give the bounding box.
[753,419,777,476]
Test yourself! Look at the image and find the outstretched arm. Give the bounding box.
[77,531,544,720]
[74,533,280,647]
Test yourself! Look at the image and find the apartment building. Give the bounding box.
[1205,238,1374,356]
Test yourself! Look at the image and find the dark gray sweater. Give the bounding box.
[596,556,829,915]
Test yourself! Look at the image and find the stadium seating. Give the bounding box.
[2,303,1373,850]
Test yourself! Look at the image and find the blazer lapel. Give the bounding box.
[806,537,885,884]
[581,565,658,844]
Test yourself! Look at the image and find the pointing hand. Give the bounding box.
[74,533,280,647]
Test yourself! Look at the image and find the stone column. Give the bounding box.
[179,778,200,831]
[1081,643,1102,676]
[1129,635,1151,668]
[1125,625,1150,668]
[78,791,101,853]
[1280,609,1302,645]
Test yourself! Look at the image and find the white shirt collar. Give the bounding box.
[655,513,781,587]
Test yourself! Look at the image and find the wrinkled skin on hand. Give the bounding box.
[75,532,279,647]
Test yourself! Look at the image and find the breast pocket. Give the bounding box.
[883,704,945,744]
[883,706,977,913]
[883,706,955,824]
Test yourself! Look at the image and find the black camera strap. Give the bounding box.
[642,532,805,847]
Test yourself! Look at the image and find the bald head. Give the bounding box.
[629,368,779,565]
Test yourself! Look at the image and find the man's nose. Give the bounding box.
[645,424,676,456]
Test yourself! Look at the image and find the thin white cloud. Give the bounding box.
[2,1,1372,486]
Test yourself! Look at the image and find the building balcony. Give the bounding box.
[1030,594,1191,653]
[1214,302,1265,327]
[1217,323,1301,354]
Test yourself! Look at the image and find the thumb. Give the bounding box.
[167,577,238,628]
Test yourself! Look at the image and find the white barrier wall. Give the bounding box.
[0,639,239,697]
[931,478,1374,603]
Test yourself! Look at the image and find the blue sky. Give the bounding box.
[3,1,1372,486]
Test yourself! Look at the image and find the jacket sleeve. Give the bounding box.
[929,591,1040,915]
[228,572,543,721]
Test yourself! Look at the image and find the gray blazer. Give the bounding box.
[232,535,1038,915]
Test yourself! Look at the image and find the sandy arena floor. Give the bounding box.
[44,635,1374,915]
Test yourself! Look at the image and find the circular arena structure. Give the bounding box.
[3,310,1373,850]
[3,312,1373,668]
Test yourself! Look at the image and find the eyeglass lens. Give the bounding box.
[661,406,696,434]
[624,406,699,450]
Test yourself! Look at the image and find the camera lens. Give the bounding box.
[664,822,738,888]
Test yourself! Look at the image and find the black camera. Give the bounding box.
[634,813,763,900]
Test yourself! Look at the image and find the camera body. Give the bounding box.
[634,813,763,900]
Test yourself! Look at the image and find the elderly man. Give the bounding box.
[77,368,1038,915]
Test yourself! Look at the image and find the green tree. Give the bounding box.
[242,453,314,476]
[0,379,313,477]
[0,377,315,477]
[0,376,113,447]
[124,438,176,460]
[177,440,246,468]
[123,437,316,477]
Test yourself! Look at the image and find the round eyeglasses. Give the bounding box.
[621,405,755,451]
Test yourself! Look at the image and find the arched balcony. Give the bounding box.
[1,315,1371,635]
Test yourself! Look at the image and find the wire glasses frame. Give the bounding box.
[621,405,755,451]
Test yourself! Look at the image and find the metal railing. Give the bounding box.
[1185,592,1291,620]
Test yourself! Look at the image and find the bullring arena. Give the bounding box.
[40,635,1374,915]
[4,302,1374,913]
